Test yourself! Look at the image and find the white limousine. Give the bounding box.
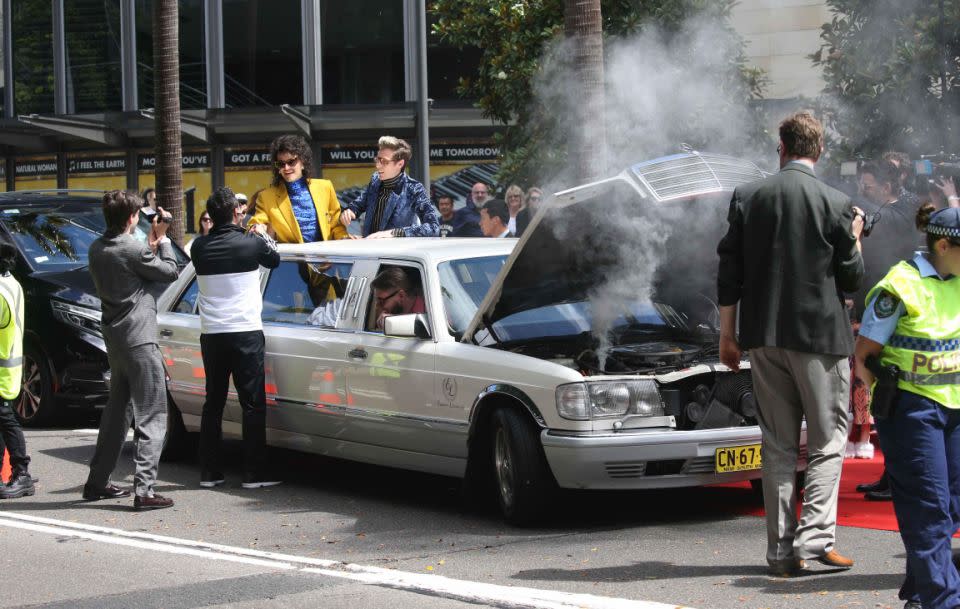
[157,152,807,525]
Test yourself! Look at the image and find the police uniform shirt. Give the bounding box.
[859,252,946,345]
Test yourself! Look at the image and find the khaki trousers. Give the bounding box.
[750,346,850,566]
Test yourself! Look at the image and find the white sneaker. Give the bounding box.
[855,442,874,459]
[845,441,857,459]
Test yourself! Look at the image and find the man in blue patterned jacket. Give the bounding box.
[340,136,440,238]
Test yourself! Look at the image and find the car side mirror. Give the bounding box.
[383,313,431,339]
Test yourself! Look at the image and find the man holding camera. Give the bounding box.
[82,190,180,510]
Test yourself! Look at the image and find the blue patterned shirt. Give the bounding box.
[285,178,319,242]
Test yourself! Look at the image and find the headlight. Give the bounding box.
[51,300,102,337]
[556,380,664,420]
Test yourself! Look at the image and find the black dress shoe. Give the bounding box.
[856,478,888,493]
[0,473,35,499]
[82,483,131,501]
[133,494,173,511]
[865,488,893,501]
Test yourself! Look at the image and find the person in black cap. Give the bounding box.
[854,204,960,609]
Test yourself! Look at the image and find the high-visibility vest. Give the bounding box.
[0,273,24,400]
[867,261,960,408]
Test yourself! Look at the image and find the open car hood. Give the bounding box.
[461,152,768,344]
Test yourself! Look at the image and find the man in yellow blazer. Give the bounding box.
[248,135,348,243]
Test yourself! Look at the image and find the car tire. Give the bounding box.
[17,343,58,427]
[161,396,196,462]
[491,407,554,526]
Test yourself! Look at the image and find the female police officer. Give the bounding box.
[855,205,960,609]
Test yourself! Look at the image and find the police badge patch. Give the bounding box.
[874,290,900,318]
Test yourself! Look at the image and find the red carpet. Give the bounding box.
[725,452,960,535]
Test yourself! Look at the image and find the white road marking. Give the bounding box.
[0,511,693,609]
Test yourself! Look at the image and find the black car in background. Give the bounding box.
[0,190,188,426]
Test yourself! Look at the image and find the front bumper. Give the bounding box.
[541,425,807,490]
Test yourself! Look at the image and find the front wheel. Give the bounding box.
[491,408,554,525]
[17,343,58,427]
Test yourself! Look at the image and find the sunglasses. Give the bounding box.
[200,217,213,223]
[375,289,401,305]
[274,157,300,169]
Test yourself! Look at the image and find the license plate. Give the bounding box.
[715,443,762,473]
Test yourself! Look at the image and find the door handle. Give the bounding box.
[348,348,368,360]
[159,329,173,338]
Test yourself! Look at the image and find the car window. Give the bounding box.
[365,264,427,333]
[437,255,507,335]
[174,278,200,314]
[262,260,353,327]
[0,209,101,270]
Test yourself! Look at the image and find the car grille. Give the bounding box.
[604,461,647,478]
[603,446,808,479]
[630,152,767,202]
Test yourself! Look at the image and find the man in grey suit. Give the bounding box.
[83,190,180,510]
[717,112,865,575]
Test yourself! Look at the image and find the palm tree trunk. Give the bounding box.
[564,0,605,182]
[154,0,184,244]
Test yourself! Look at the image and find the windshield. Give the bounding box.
[487,298,716,343]
[438,255,508,335]
[0,208,102,270]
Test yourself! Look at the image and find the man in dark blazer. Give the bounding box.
[717,112,865,576]
[83,190,180,510]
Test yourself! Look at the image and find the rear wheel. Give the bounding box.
[491,408,554,525]
[17,343,58,427]
[161,396,196,462]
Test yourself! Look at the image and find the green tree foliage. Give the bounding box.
[813,0,960,159]
[431,0,766,186]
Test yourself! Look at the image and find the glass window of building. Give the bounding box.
[136,0,207,110]
[321,1,404,104]
[65,1,123,113]
[0,1,5,117]
[11,3,54,115]
[427,11,480,104]
[223,1,302,107]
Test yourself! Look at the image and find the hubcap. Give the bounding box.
[17,356,42,421]
[494,427,514,507]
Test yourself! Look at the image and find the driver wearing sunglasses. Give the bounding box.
[370,266,426,331]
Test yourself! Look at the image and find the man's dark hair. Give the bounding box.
[882,151,914,182]
[102,190,143,234]
[860,160,899,193]
[140,187,155,205]
[205,186,239,226]
[779,112,823,160]
[270,134,314,187]
[0,241,17,275]
[371,266,417,294]
[481,199,509,226]
[436,195,454,206]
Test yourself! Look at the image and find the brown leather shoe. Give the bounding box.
[133,494,174,511]
[816,550,854,568]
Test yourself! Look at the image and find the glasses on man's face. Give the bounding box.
[472,190,488,196]
[529,196,542,202]
[275,157,299,169]
[375,289,401,305]
[375,156,397,166]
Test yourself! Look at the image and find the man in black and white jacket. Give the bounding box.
[190,187,281,489]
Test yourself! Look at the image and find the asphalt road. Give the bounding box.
[0,427,931,609]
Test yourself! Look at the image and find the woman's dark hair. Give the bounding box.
[103,190,143,235]
[917,203,960,251]
[270,134,313,187]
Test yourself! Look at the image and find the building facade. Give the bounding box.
[0,0,499,228]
